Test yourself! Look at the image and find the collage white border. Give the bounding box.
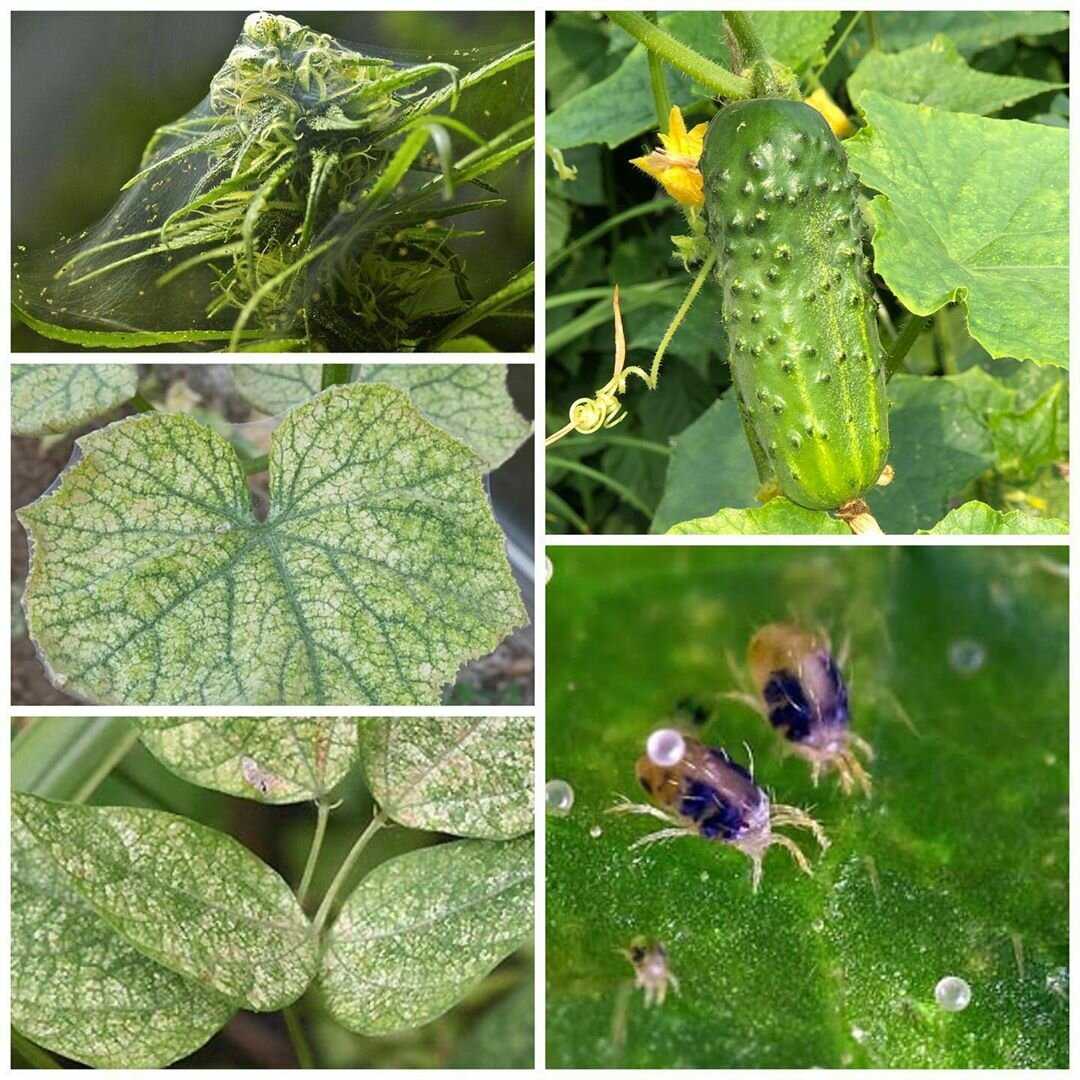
[2,0,1076,1074]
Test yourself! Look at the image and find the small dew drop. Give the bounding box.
[647,728,686,767]
[812,919,825,933]
[935,976,971,1012]
[948,639,986,675]
[589,824,603,839]
[545,779,574,816]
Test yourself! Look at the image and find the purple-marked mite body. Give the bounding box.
[743,622,874,795]
[608,735,827,891]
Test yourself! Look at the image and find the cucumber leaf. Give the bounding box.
[17,383,525,705]
[12,792,317,1012]
[358,717,534,839]
[870,11,1069,55]
[848,36,1064,116]
[232,363,321,416]
[12,809,234,1068]
[919,501,1067,534]
[847,93,1068,368]
[320,835,534,1035]
[667,497,849,535]
[547,547,1067,1067]
[135,718,358,803]
[12,363,138,437]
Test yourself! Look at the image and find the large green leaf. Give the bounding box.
[17,383,525,705]
[547,11,839,149]
[547,547,1068,1067]
[12,809,234,1068]
[870,11,1069,56]
[847,93,1068,368]
[12,364,138,437]
[320,835,534,1034]
[667,496,849,535]
[232,363,321,416]
[12,793,317,1012]
[651,396,759,533]
[919,500,1068,534]
[848,37,1064,116]
[357,364,533,470]
[451,981,534,1068]
[357,717,534,839]
[135,718,358,803]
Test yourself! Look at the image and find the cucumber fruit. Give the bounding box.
[700,97,889,510]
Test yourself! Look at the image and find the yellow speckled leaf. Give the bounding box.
[12,363,138,436]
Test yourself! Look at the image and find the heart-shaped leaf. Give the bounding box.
[12,792,318,1012]
[320,835,534,1035]
[919,501,1067,534]
[17,383,526,704]
[667,497,850,535]
[135,718,358,803]
[12,363,137,436]
[358,717,534,838]
[12,809,234,1068]
[847,93,1068,368]
[232,363,321,416]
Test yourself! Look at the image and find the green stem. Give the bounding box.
[608,12,752,100]
[283,1006,315,1069]
[72,730,140,804]
[298,801,331,908]
[546,197,671,276]
[644,13,672,127]
[722,11,769,65]
[321,363,353,390]
[128,392,156,413]
[546,455,654,519]
[644,251,717,388]
[865,13,882,51]
[886,312,931,377]
[545,488,591,534]
[547,279,683,309]
[12,1029,61,1069]
[810,11,865,83]
[313,808,388,934]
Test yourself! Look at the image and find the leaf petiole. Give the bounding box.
[298,801,331,909]
[313,808,388,935]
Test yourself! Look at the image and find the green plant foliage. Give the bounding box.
[11,364,137,436]
[135,718,358,803]
[13,13,534,352]
[12,806,235,1068]
[18,383,525,705]
[450,981,535,1068]
[13,792,317,1011]
[868,11,1069,56]
[320,835,534,1035]
[232,363,321,415]
[848,36,1064,115]
[847,93,1067,368]
[358,717,534,839]
[666,497,849,534]
[546,547,1068,1067]
[918,501,1067,534]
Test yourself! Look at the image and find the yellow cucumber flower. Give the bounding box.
[631,105,709,208]
[805,86,854,138]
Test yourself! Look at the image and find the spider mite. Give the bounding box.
[622,937,679,1007]
[729,622,874,795]
[608,733,828,892]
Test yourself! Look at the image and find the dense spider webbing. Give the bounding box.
[13,12,533,350]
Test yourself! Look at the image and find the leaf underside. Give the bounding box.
[18,383,526,705]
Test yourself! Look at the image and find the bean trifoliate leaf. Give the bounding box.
[12,792,318,1012]
[17,383,526,704]
[358,717,534,838]
[320,835,534,1034]
[12,363,138,436]
[12,810,234,1068]
[136,718,358,802]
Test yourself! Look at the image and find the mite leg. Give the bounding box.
[841,749,872,796]
[630,827,698,850]
[769,832,813,877]
[771,803,830,850]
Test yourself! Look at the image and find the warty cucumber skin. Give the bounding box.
[701,97,889,510]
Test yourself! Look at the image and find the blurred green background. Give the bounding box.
[10,718,534,1068]
[546,546,1068,1067]
[12,11,534,351]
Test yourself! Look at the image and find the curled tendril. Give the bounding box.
[546,286,652,446]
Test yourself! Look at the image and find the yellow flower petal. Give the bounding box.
[659,165,703,208]
[805,87,854,139]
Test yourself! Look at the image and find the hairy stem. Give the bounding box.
[644,250,718,388]
[298,801,331,908]
[644,12,673,126]
[608,12,752,99]
[722,11,769,65]
[313,808,388,934]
